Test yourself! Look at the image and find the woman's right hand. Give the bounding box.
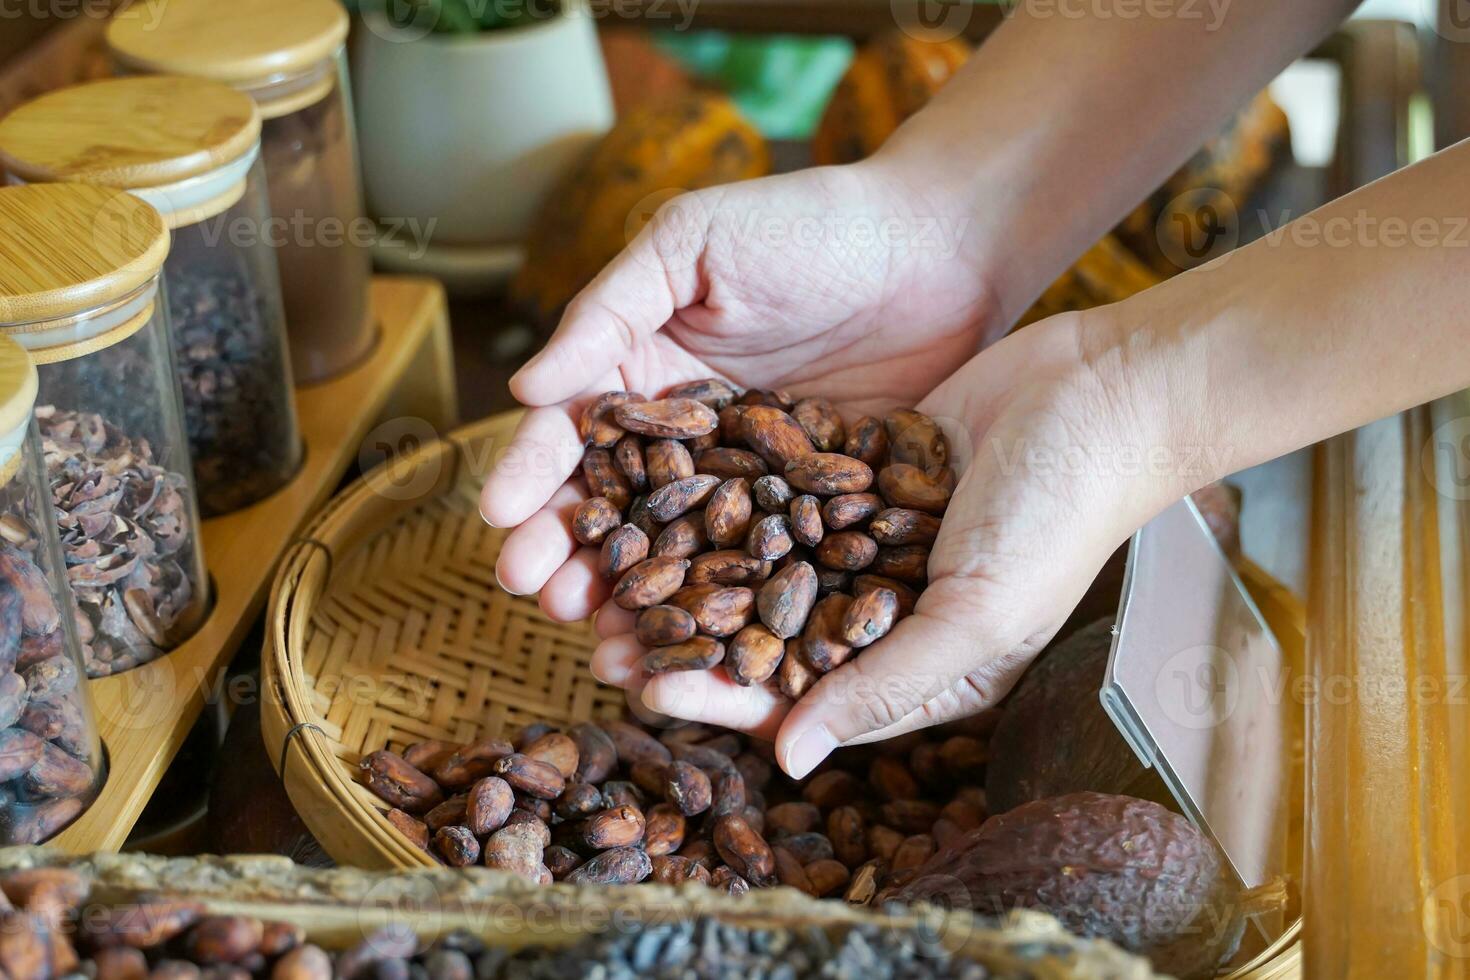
[480,157,1005,624]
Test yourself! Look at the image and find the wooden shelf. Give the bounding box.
[51,275,457,854]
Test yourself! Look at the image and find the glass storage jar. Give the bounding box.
[0,184,209,678]
[0,76,303,517]
[0,335,105,844]
[107,0,376,384]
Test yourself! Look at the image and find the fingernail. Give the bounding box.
[494,570,525,596]
[782,723,838,779]
[591,659,631,687]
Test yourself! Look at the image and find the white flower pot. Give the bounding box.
[353,2,613,245]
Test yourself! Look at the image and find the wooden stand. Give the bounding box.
[51,276,456,854]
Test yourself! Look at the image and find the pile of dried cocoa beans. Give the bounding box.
[362,713,993,896]
[570,380,953,692]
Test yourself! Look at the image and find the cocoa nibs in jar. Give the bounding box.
[363,714,996,899]
[569,381,953,686]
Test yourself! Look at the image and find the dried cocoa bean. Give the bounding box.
[712,813,775,886]
[580,392,642,448]
[821,493,882,531]
[804,859,851,897]
[92,946,149,980]
[772,846,817,895]
[511,798,554,828]
[615,399,719,439]
[652,513,707,559]
[740,388,795,409]
[383,809,428,849]
[842,587,899,648]
[877,464,951,514]
[432,738,513,790]
[635,605,697,647]
[844,859,885,906]
[762,801,819,835]
[605,721,671,767]
[755,561,817,639]
[522,732,579,780]
[739,406,814,469]
[891,834,936,871]
[751,475,794,512]
[627,495,660,538]
[645,440,695,489]
[543,845,583,880]
[884,409,948,471]
[464,776,514,836]
[678,837,717,867]
[481,824,547,882]
[612,556,689,610]
[843,416,888,469]
[778,642,819,699]
[663,760,712,816]
[881,799,941,834]
[491,753,565,800]
[647,475,721,523]
[87,901,205,948]
[565,846,652,885]
[598,524,649,580]
[804,769,864,808]
[583,804,646,849]
[665,378,738,410]
[869,755,920,800]
[567,722,617,784]
[402,740,457,773]
[938,734,988,775]
[628,761,669,798]
[814,531,877,572]
[571,498,621,546]
[423,795,468,832]
[684,587,755,637]
[704,478,752,548]
[687,550,768,586]
[869,508,942,546]
[553,781,603,822]
[642,802,687,857]
[0,729,42,784]
[785,453,873,495]
[649,855,710,886]
[854,574,919,617]
[670,741,739,773]
[776,832,835,866]
[801,593,854,672]
[745,514,793,562]
[644,636,725,673]
[581,449,632,511]
[734,752,772,791]
[612,434,648,492]
[709,768,747,818]
[788,494,823,548]
[791,397,845,452]
[695,447,768,480]
[360,751,443,814]
[868,825,904,863]
[726,623,784,686]
[828,806,868,866]
[710,866,750,895]
[433,827,480,867]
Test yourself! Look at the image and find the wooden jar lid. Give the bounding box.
[0,184,170,324]
[0,76,260,190]
[106,0,349,90]
[0,335,38,441]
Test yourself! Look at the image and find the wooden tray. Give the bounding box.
[50,275,457,854]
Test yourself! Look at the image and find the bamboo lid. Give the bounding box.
[0,184,169,325]
[106,0,349,91]
[0,76,260,190]
[0,335,38,442]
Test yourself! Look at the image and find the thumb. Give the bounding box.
[512,191,713,406]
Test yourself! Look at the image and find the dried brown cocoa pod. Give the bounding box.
[423,795,468,832]
[92,945,149,980]
[882,799,942,833]
[842,587,899,648]
[652,513,708,559]
[712,813,775,886]
[814,531,877,573]
[464,776,514,836]
[683,586,755,637]
[583,805,645,848]
[382,809,428,849]
[598,524,650,580]
[694,447,768,481]
[891,833,937,871]
[580,392,642,448]
[869,545,930,585]
[481,824,547,882]
[571,497,622,547]
[686,550,768,587]
[645,439,695,489]
[522,732,579,780]
[868,755,920,800]
[649,854,710,886]
[765,801,821,835]
[599,780,646,810]
[788,494,823,549]
[663,760,712,816]
[613,556,690,610]
[401,740,457,773]
[877,464,952,514]
[820,492,881,531]
[776,832,834,865]
[553,781,603,822]
[739,406,814,469]
[853,575,919,617]
[884,409,949,471]
[643,802,687,856]
[567,722,617,784]
[543,845,583,880]
[806,858,853,897]
[938,734,988,775]
[709,768,747,818]
[790,397,845,452]
[869,508,942,546]
[432,738,514,790]
[842,415,888,469]
[702,478,752,549]
[751,474,794,513]
[844,859,885,906]
[827,806,868,866]
[726,623,784,686]
[491,753,565,800]
[605,721,672,767]
[801,593,855,672]
[635,605,697,647]
[664,378,738,410]
[581,449,633,511]
[804,769,864,809]
[87,900,205,948]
[777,642,819,699]
[867,825,904,863]
[785,453,874,496]
[755,561,817,640]
[612,434,648,493]
[644,636,725,673]
[615,398,719,439]
[646,475,722,524]
[565,846,652,885]
[359,751,443,814]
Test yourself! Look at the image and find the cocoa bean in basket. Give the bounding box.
[491,754,565,800]
[712,813,775,886]
[553,781,603,822]
[870,545,930,585]
[854,574,918,616]
[522,732,579,780]
[870,507,942,546]
[683,586,755,637]
[785,453,874,495]
[402,740,456,773]
[752,474,794,512]
[789,494,823,548]
[645,439,694,489]
[605,721,671,767]
[778,643,819,699]
[746,513,794,562]
[565,846,652,885]
[663,760,712,816]
[360,751,443,814]
[805,859,852,897]
[614,398,719,440]
[571,498,621,546]
[643,802,686,856]
[773,845,817,895]
[704,478,752,548]
[433,738,513,790]
[845,859,885,906]
[801,593,855,673]
[465,776,514,836]
[583,805,645,849]
[696,447,768,481]
[687,550,768,587]
[568,723,616,784]
[650,854,711,886]
[822,492,883,531]
[709,866,750,896]
[815,531,877,572]
[828,806,868,867]
[423,795,467,832]
[739,406,814,468]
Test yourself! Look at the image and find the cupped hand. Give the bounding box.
[589,311,1191,777]
[481,159,1000,622]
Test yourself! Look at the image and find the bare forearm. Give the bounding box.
[872,0,1358,323]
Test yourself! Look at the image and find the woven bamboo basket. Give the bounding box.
[262,411,1306,979]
